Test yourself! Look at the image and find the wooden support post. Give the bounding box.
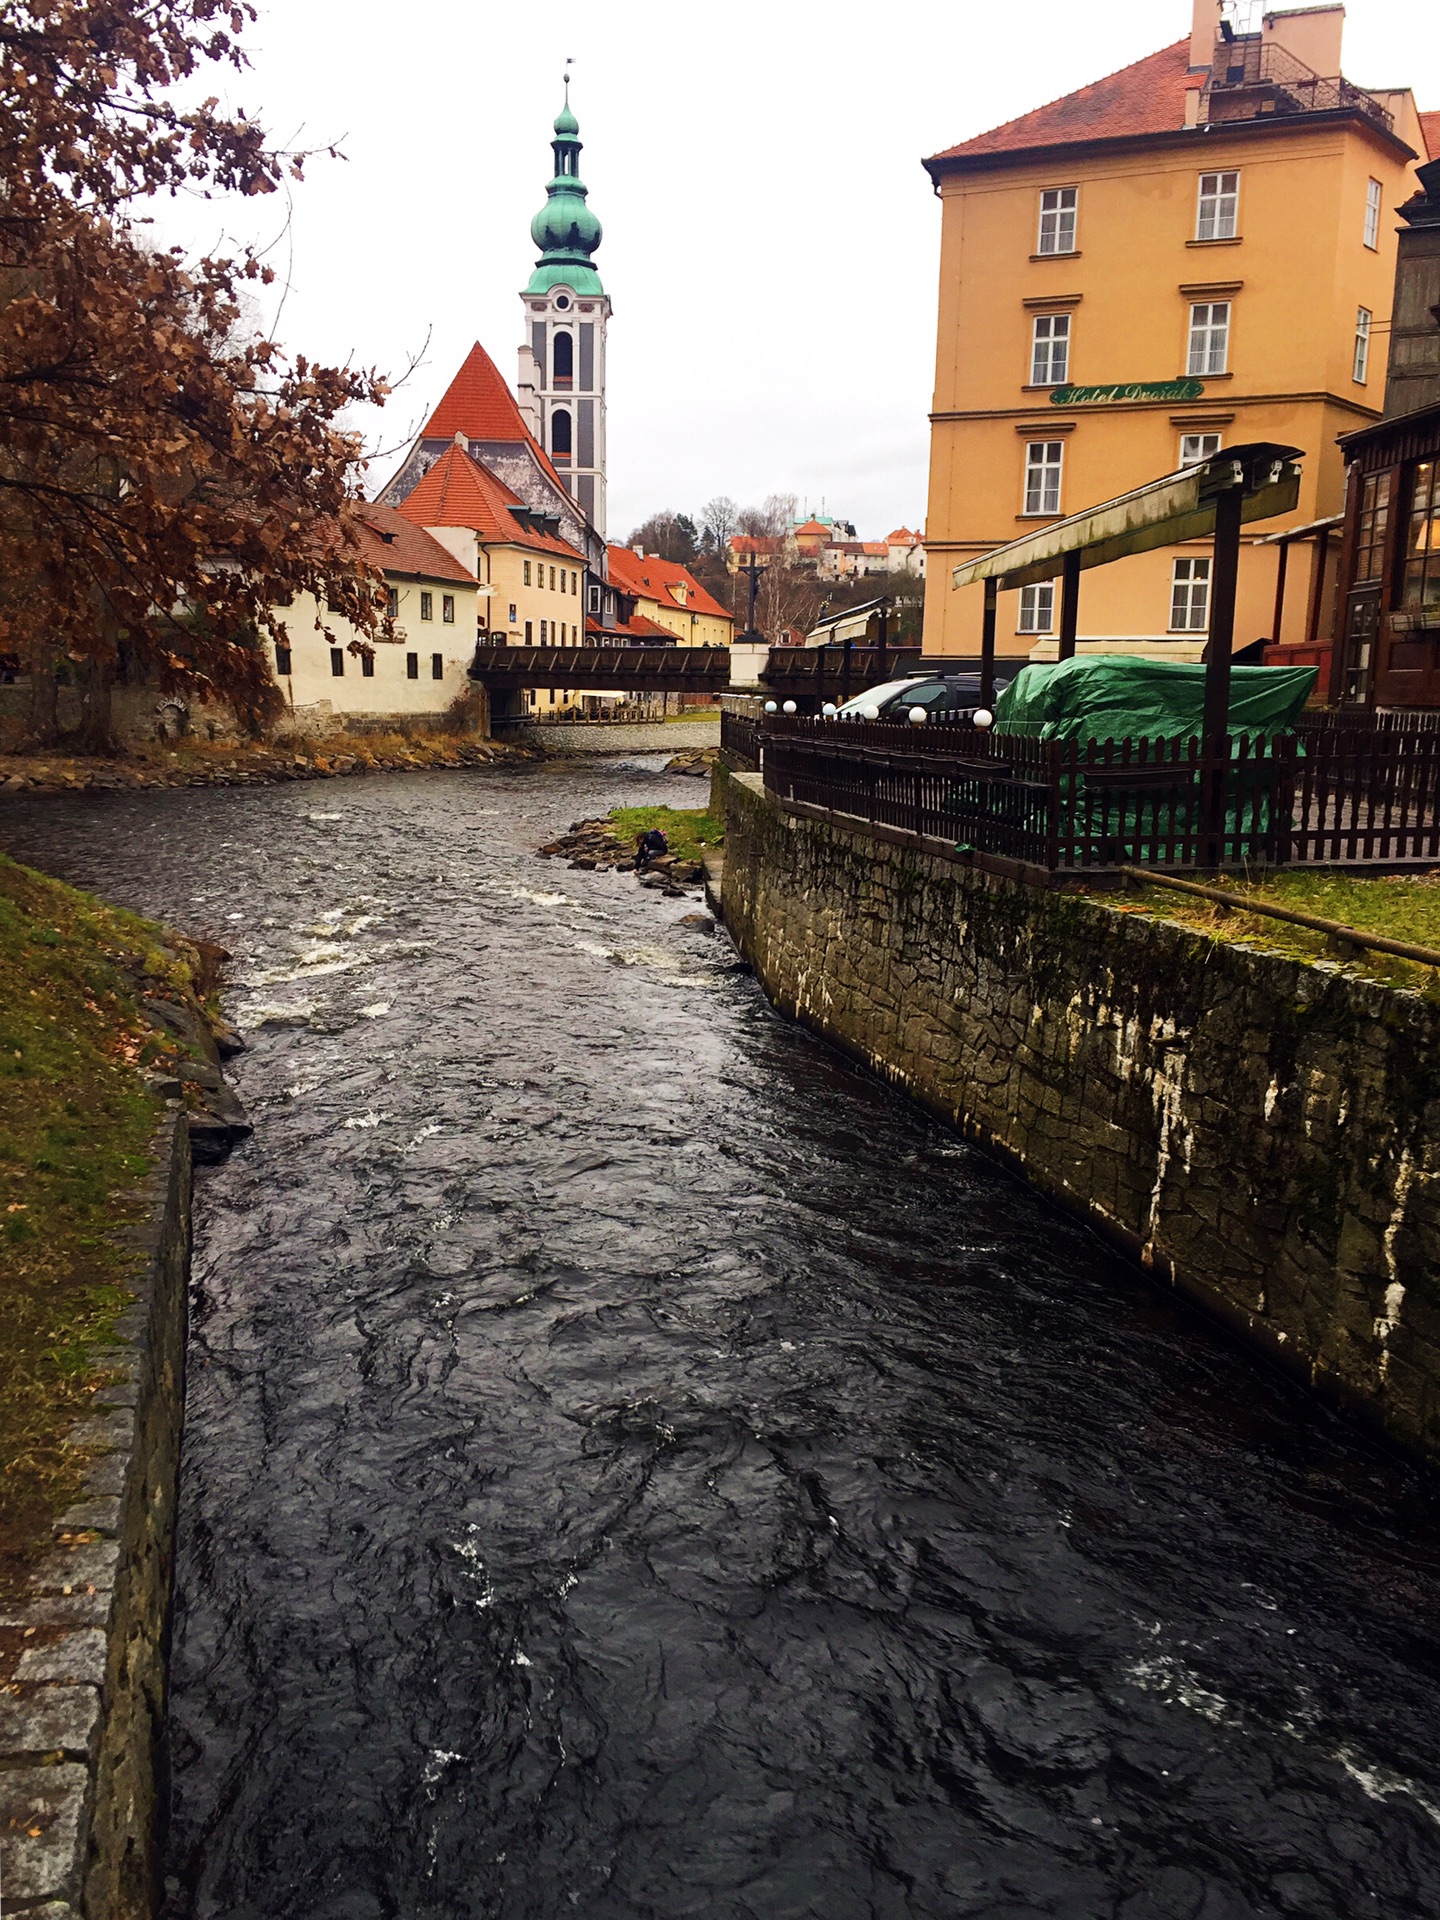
[841,631,853,704]
[1270,537,1289,647]
[1057,552,1080,661]
[876,600,889,681]
[1305,524,1331,647]
[1201,483,1244,864]
[981,578,997,711]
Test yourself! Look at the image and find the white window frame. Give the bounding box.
[419,590,433,621]
[1170,556,1212,633]
[1037,186,1078,256]
[1023,441,1064,516]
[1364,177,1382,251]
[1029,312,1071,386]
[1179,431,1222,469]
[1017,583,1055,634]
[1353,306,1372,385]
[1187,301,1230,377]
[1195,170,1240,242]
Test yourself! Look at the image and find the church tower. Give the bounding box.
[518,87,609,537]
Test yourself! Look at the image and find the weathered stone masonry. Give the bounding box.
[719,768,1440,1461]
[0,1114,191,1918]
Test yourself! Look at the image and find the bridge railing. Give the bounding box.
[720,697,763,771]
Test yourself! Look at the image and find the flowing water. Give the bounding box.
[7,760,1440,1920]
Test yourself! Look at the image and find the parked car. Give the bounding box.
[831,673,1012,723]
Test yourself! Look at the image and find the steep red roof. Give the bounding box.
[606,544,732,622]
[928,40,1192,165]
[585,611,677,641]
[351,502,476,585]
[887,527,921,544]
[397,446,585,564]
[793,517,830,536]
[1421,110,1440,160]
[422,341,531,443]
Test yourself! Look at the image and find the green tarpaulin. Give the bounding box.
[992,656,1317,744]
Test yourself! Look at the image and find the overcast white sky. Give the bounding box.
[153,0,1438,542]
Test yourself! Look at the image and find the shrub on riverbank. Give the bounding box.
[0,857,180,1590]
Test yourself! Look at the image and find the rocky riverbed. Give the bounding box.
[538,815,707,895]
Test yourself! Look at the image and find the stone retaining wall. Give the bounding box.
[718,768,1440,1460]
[513,718,720,756]
[0,1112,191,1917]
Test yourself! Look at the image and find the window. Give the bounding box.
[330,648,345,676]
[553,331,573,385]
[386,587,398,619]
[508,602,517,624]
[524,560,532,585]
[1403,462,1440,614]
[540,619,548,643]
[1023,441,1064,516]
[1030,312,1070,386]
[1354,470,1391,584]
[420,590,433,621]
[588,585,600,613]
[1180,431,1222,468]
[1037,186,1077,255]
[431,652,444,680]
[442,594,455,623]
[1353,306,1372,384]
[1170,557,1212,631]
[275,643,292,676]
[524,621,533,645]
[551,408,572,457]
[1187,301,1230,376]
[1364,177,1382,250]
[1018,583,1055,634]
[550,566,557,590]
[406,652,419,679]
[1196,170,1240,241]
[361,652,375,678]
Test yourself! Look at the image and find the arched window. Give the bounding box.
[551,409,572,459]
[552,331,573,388]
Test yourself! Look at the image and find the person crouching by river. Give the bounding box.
[635,827,668,873]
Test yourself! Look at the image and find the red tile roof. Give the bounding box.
[729,534,783,557]
[927,40,1193,165]
[585,611,677,641]
[419,341,575,500]
[793,518,830,536]
[397,446,586,564]
[606,544,732,622]
[1421,110,1440,160]
[350,502,477,585]
[886,527,922,544]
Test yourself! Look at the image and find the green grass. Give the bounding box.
[608,805,724,864]
[0,855,186,1589]
[663,708,723,723]
[1116,868,1440,999]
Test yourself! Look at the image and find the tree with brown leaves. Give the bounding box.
[1,0,390,748]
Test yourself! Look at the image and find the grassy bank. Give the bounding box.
[1116,869,1440,1000]
[608,805,724,864]
[0,856,193,1589]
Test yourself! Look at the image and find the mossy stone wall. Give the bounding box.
[719,769,1440,1461]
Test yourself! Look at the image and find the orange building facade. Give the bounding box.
[921,3,1433,668]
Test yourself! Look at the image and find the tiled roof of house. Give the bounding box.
[585,611,677,641]
[422,341,531,443]
[793,518,830,536]
[397,445,586,564]
[1421,110,1440,160]
[887,527,922,544]
[606,544,732,622]
[730,534,783,557]
[927,40,1193,165]
[351,502,477,585]
[861,542,889,556]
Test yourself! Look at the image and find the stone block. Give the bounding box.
[28,1541,121,1597]
[53,1498,122,1538]
[16,1631,108,1686]
[0,1766,88,1905]
[0,1685,101,1758]
[66,1409,134,1452]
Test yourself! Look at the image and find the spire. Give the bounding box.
[527,80,603,295]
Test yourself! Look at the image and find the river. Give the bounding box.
[6,759,1440,1920]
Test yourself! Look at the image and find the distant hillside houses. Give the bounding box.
[729,519,925,583]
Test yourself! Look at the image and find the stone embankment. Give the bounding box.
[0,1118,190,1920]
[0,735,521,798]
[515,717,720,756]
[539,818,706,897]
[718,766,1440,1463]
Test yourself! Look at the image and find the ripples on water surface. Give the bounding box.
[7,761,1440,1919]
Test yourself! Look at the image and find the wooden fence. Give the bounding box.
[755,715,1440,872]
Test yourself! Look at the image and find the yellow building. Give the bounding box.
[397,440,590,714]
[921,1,1433,667]
[604,545,734,648]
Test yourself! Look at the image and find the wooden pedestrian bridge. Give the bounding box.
[468,639,942,701]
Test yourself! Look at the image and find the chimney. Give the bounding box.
[1262,5,1344,79]
[1190,0,1220,71]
